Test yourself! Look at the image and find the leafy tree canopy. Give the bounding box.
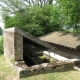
[3,4,62,37]
[57,0,80,33]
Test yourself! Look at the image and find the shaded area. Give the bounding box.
[23,38,49,66]
[23,53,36,66]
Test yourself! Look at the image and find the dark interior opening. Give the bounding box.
[23,53,50,66]
[23,53,36,66]
[23,38,49,66]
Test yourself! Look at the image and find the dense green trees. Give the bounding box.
[57,0,80,33]
[3,5,62,37]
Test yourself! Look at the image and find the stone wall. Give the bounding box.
[14,61,74,78]
[49,43,79,59]
[4,29,15,62]
[14,34,23,61]
[4,28,23,64]
[56,49,78,59]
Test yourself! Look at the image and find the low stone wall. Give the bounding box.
[52,44,79,59]
[14,61,74,78]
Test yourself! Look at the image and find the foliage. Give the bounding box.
[1,0,80,35]
[4,5,62,37]
[0,27,3,35]
[56,0,80,33]
[0,36,3,54]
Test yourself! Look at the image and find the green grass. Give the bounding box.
[0,54,17,80]
[0,36,2,40]
[0,54,80,80]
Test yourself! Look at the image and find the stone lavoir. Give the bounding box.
[39,31,80,59]
[4,27,74,78]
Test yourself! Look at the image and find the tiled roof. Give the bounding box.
[39,31,80,49]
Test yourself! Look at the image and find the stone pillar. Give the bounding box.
[4,30,15,62]
[14,35,23,61]
[4,28,23,64]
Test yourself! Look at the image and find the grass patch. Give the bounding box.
[0,54,17,80]
[1,54,80,80]
[0,36,3,39]
[10,58,15,64]
[21,70,80,80]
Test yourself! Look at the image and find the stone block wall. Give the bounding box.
[14,34,23,61]
[4,28,23,64]
[49,43,79,59]
[57,49,78,59]
[4,29,15,62]
[14,61,74,78]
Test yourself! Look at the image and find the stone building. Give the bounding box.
[3,27,74,78]
[4,27,56,66]
[40,31,80,59]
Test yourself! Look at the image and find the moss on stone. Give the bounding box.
[10,58,15,64]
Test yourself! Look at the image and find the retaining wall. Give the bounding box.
[14,61,74,78]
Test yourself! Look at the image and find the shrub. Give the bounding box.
[0,36,3,54]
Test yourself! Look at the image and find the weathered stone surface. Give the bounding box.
[14,27,56,52]
[4,30,23,63]
[14,61,74,78]
[14,35,23,61]
[4,29,14,62]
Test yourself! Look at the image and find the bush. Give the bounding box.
[0,27,3,35]
[0,36,3,54]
